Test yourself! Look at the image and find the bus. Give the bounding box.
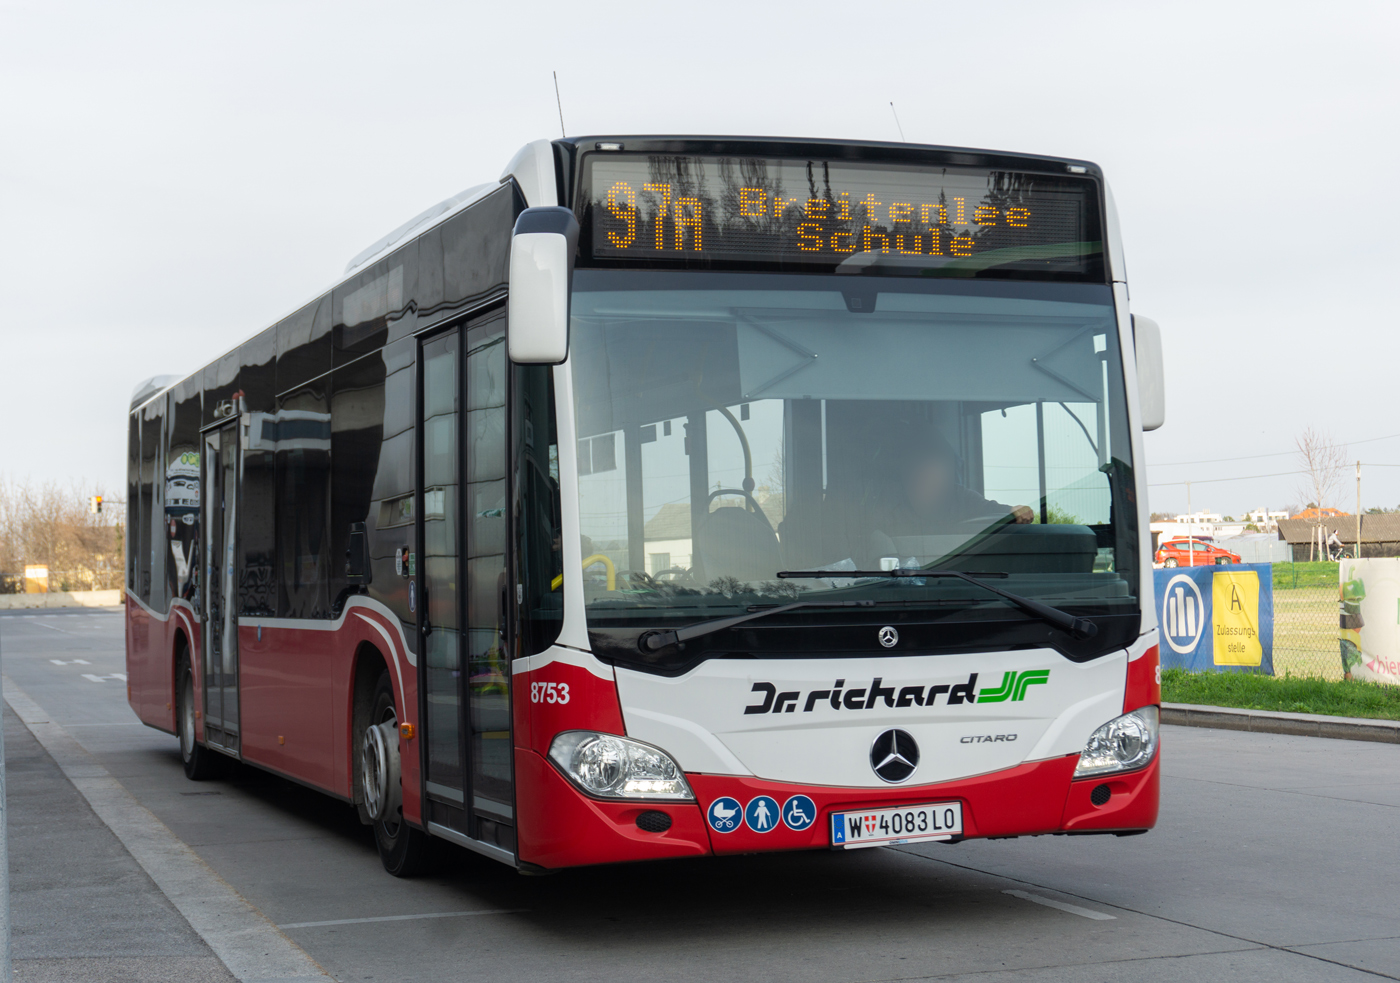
[125,136,1166,876]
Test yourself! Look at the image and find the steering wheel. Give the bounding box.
[959,513,1020,528]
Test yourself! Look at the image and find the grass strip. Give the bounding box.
[1162,667,1400,721]
[1272,561,1340,590]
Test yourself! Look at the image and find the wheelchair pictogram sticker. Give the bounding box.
[782,795,816,831]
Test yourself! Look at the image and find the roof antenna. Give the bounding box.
[553,71,566,138]
[889,102,906,142]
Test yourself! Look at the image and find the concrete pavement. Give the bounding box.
[6,703,237,982]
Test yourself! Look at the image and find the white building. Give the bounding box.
[1149,506,1289,551]
[1244,508,1289,532]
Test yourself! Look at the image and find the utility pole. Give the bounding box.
[1356,460,1362,564]
[1186,481,1194,566]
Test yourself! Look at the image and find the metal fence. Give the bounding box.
[1270,562,1342,680]
[1215,535,1294,564]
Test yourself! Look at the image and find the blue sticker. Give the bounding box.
[707,796,743,833]
[782,795,816,831]
[745,795,781,833]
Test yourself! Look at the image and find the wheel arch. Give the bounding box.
[172,627,193,737]
[350,640,391,820]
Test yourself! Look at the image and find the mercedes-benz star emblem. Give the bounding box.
[871,728,919,783]
[877,626,899,648]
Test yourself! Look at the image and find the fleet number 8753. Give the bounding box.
[530,682,571,704]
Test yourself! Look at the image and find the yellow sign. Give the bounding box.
[1213,570,1263,666]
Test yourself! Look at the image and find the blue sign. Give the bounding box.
[1153,563,1273,673]
[744,795,781,833]
[782,795,816,831]
[707,796,743,833]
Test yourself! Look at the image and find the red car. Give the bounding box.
[1155,538,1240,567]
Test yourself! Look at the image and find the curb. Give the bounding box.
[1162,702,1400,744]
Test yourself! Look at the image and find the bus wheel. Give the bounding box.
[178,662,221,781]
[364,670,431,877]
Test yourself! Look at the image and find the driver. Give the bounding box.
[871,424,1034,544]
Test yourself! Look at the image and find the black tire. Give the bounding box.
[1163,558,1178,568]
[1216,557,1232,565]
[365,670,432,877]
[177,660,222,781]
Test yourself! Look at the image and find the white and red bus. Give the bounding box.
[126,136,1166,876]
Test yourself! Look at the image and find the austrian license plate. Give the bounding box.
[830,801,963,849]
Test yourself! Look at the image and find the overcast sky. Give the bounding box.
[3,0,1396,518]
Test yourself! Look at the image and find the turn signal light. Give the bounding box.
[399,723,415,739]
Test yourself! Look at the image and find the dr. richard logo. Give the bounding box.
[743,670,1050,715]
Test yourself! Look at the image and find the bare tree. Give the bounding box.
[1295,428,1348,512]
[0,477,123,592]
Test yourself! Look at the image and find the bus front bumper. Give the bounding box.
[514,748,1159,870]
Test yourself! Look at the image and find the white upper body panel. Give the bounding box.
[616,648,1126,787]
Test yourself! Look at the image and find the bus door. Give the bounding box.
[418,313,514,854]
[201,423,240,754]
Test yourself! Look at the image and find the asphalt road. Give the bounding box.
[2,607,1397,983]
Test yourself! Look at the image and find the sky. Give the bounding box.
[2,0,1397,518]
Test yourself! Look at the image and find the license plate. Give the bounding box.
[830,801,963,849]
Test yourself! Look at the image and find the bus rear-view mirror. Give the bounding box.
[1132,314,1165,431]
[507,206,578,364]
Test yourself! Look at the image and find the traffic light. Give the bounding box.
[89,495,103,514]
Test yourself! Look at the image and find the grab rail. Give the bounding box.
[551,552,617,592]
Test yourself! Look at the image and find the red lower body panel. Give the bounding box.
[124,598,422,824]
[1061,756,1159,831]
[515,748,1160,870]
[515,749,712,868]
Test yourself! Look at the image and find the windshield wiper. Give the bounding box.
[777,570,1098,639]
[638,600,876,652]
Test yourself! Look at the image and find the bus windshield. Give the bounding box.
[569,270,1138,667]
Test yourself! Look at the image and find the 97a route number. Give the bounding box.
[531,682,570,704]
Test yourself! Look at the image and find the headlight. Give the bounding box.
[1073,706,1159,778]
[548,731,694,801]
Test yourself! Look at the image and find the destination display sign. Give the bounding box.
[580,154,1102,277]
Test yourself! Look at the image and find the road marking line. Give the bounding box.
[3,676,335,982]
[80,672,127,683]
[281,909,528,929]
[31,621,80,634]
[50,659,92,665]
[1003,889,1117,920]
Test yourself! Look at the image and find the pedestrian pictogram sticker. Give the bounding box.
[745,796,780,833]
